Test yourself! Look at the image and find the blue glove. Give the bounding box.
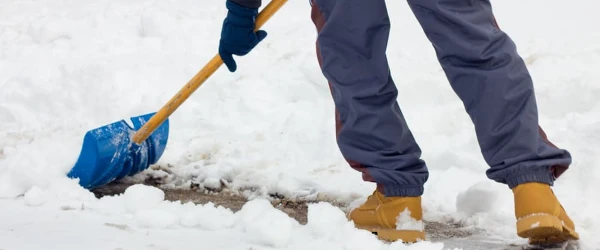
[219,0,267,72]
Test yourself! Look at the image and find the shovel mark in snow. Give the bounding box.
[104,223,131,231]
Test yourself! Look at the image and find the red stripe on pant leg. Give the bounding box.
[310,0,377,185]
[310,1,341,136]
[538,126,569,178]
[492,16,500,29]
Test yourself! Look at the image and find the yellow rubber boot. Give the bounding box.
[348,190,425,243]
[513,182,579,245]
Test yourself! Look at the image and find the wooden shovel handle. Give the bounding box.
[132,0,288,144]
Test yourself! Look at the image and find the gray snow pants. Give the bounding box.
[309,0,572,197]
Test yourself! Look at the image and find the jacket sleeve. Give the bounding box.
[229,0,261,8]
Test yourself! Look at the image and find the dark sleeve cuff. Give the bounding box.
[228,0,261,8]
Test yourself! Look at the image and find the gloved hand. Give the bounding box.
[219,0,267,72]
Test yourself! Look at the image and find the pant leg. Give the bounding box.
[405,0,572,187]
[310,0,429,197]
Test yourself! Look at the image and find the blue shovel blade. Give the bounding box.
[67,112,169,189]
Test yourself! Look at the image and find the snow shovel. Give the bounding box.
[67,0,289,190]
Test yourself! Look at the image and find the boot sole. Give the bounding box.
[516,214,580,244]
[357,226,425,243]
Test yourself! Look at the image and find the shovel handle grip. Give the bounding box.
[132,0,288,144]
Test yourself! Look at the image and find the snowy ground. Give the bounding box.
[1,0,599,249]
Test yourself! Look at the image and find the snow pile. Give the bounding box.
[456,181,505,218]
[0,183,451,250]
[396,208,425,232]
[235,198,295,247]
[1,0,599,249]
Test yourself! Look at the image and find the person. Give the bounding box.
[217,0,580,245]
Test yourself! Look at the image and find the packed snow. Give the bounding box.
[1,0,599,249]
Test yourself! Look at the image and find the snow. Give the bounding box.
[1,0,599,249]
[123,184,165,212]
[455,181,507,218]
[0,182,446,250]
[396,208,425,232]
